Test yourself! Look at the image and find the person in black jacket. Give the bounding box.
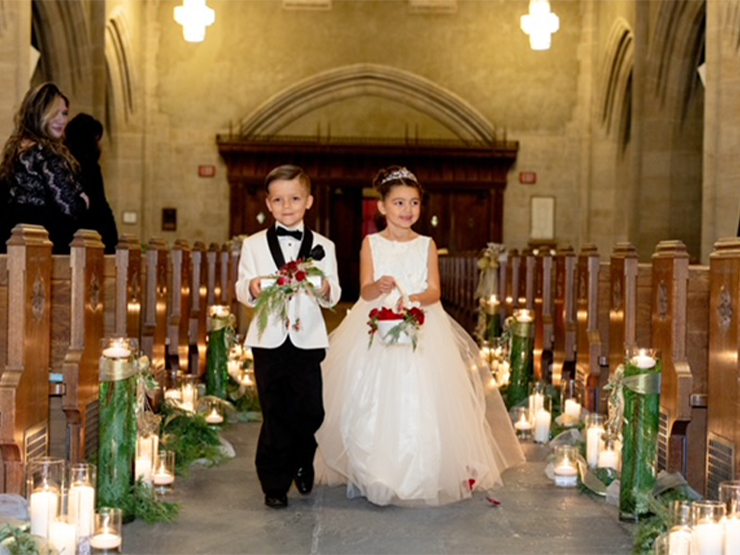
[64,113,119,253]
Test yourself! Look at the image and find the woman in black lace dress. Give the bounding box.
[0,82,88,253]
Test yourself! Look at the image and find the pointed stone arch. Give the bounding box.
[105,8,138,133]
[598,17,634,148]
[239,64,496,144]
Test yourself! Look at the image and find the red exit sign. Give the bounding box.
[519,171,537,184]
[198,165,216,178]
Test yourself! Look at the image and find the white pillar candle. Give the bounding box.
[90,532,122,550]
[153,472,175,486]
[724,518,740,555]
[529,393,544,415]
[564,399,582,420]
[553,464,578,487]
[30,489,59,538]
[49,520,77,555]
[135,456,153,483]
[586,425,604,467]
[514,414,532,432]
[631,351,656,369]
[101,346,131,359]
[68,484,95,537]
[533,408,551,443]
[205,408,224,424]
[668,528,692,555]
[181,384,196,412]
[597,449,619,470]
[692,522,724,555]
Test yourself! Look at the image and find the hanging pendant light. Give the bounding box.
[174,0,215,43]
[520,0,559,51]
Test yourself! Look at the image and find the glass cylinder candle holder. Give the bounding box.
[135,432,159,486]
[67,463,96,543]
[597,437,621,471]
[26,457,65,539]
[720,480,740,553]
[532,395,553,444]
[179,374,199,413]
[152,450,176,496]
[663,500,693,555]
[528,381,547,415]
[206,305,233,399]
[485,294,502,340]
[511,407,532,440]
[691,500,725,555]
[505,309,535,408]
[553,445,579,488]
[90,507,122,554]
[49,516,77,555]
[560,379,582,425]
[584,413,605,468]
[203,398,225,426]
[98,337,139,510]
[619,347,662,522]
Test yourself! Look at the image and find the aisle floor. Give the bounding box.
[123,422,635,555]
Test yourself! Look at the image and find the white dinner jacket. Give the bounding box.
[236,227,341,349]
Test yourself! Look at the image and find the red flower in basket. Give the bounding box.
[367,305,425,350]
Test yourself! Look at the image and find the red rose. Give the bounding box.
[295,271,306,282]
[409,307,425,325]
[277,276,288,286]
[377,307,402,321]
[369,308,379,319]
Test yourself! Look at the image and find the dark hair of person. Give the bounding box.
[0,82,78,185]
[372,165,424,200]
[264,164,311,194]
[64,113,104,165]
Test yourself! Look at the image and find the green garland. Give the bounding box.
[632,489,694,555]
[98,373,138,509]
[122,480,181,524]
[0,523,38,555]
[161,405,225,476]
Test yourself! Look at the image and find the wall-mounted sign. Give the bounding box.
[198,165,216,178]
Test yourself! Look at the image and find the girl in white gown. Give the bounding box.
[315,166,525,506]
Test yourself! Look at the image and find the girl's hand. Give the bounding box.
[376,276,396,295]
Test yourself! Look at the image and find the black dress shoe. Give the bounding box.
[264,494,288,509]
[294,466,315,495]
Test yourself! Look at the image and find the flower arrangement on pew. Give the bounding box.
[367,305,425,350]
[254,246,326,336]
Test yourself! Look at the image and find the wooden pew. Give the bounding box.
[114,234,143,339]
[608,243,640,374]
[497,250,508,320]
[142,238,169,373]
[59,230,106,462]
[168,239,191,373]
[533,249,554,382]
[651,241,694,483]
[190,241,208,378]
[552,246,577,387]
[706,238,740,499]
[575,244,603,413]
[506,249,521,312]
[227,240,241,318]
[521,248,535,310]
[0,225,53,493]
[207,243,222,307]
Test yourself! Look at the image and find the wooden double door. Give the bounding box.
[218,136,518,301]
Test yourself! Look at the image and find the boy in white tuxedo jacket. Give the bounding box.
[235,165,341,509]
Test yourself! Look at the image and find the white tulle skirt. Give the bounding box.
[315,299,525,507]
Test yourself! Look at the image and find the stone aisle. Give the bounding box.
[122,422,635,555]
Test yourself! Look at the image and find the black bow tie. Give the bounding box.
[276,227,302,240]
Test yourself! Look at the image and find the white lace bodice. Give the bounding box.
[368,234,430,298]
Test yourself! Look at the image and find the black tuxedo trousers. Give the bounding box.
[252,338,326,496]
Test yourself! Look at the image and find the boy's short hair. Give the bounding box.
[264,164,311,194]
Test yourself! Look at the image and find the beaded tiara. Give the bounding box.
[379,167,418,185]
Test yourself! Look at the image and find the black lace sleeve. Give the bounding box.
[39,149,86,218]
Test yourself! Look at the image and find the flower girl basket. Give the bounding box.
[377,287,414,345]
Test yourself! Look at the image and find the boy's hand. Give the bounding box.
[249,277,262,299]
[319,278,331,299]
